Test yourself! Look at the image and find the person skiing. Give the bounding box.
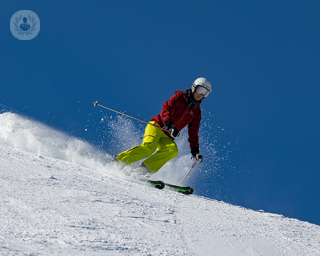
[113,77,212,177]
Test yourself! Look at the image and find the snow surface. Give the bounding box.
[1,112,320,255]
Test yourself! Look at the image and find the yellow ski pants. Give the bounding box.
[115,121,178,173]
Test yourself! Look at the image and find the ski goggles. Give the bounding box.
[195,85,210,98]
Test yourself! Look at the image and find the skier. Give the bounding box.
[112,77,212,177]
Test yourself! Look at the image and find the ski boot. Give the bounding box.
[133,163,152,178]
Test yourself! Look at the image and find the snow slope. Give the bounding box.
[1,113,320,255]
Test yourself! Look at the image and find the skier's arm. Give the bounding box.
[188,111,201,149]
[189,113,203,162]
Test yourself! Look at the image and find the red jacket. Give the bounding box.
[151,90,201,149]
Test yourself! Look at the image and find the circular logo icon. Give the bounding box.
[10,10,40,40]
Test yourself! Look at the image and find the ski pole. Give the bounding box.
[92,101,170,133]
[179,161,197,186]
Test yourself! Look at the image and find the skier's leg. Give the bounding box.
[142,136,178,173]
[115,122,162,166]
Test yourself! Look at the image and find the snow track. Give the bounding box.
[1,113,320,255]
[1,145,320,255]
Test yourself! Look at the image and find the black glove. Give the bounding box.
[191,147,203,163]
[169,127,180,138]
[163,120,174,130]
[164,120,180,138]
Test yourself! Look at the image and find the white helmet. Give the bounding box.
[191,77,212,98]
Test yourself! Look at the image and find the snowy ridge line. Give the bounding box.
[193,194,287,217]
[1,145,320,255]
[0,112,109,169]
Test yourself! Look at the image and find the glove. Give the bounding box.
[163,120,174,130]
[164,120,180,138]
[191,147,203,163]
[169,127,180,138]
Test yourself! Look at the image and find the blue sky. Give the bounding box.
[1,1,320,225]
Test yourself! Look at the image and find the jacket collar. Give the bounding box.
[185,89,201,109]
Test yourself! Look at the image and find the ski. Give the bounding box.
[139,178,193,194]
[140,179,165,189]
[139,179,193,194]
[164,183,194,195]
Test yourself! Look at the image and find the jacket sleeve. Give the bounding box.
[188,110,201,149]
[161,91,183,123]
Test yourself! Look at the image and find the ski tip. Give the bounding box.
[184,187,194,195]
[175,187,194,195]
[164,183,194,195]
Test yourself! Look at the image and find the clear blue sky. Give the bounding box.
[1,1,320,225]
